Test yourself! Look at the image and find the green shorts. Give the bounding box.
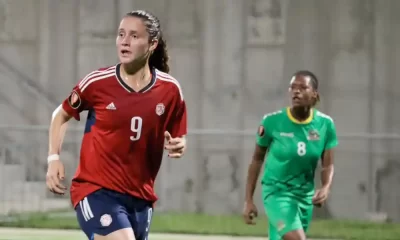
[262,190,313,240]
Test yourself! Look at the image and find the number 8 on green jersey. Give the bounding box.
[256,107,338,239]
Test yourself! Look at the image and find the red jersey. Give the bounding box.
[62,64,187,207]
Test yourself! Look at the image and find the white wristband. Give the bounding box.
[47,154,60,163]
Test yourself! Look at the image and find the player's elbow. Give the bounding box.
[51,105,71,123]
[52,105,62,120]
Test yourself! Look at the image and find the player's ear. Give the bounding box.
[149,39,158,53]
[312,92,320,106]
[312,90,318,98]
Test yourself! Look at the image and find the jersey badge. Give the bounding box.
[156,103,165,116]
[257,125,264,137]
[100,214,112,227]
[307,129,320,141]
[68,90,81,109]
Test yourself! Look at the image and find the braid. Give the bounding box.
[126,10,170,73]
[149,36,170,73]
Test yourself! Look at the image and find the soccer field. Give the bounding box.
[0,228,335,240]
[1,212,398,239]
[0,228,265,240]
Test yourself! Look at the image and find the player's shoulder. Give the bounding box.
[77,65,117,92]
[314,109,335,123]
[155,69,184,100]
[260,108,285,123]
[81,65,116,81]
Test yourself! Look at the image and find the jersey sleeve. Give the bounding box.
[167,90,187,138]
[325,119,338,150]
[256,115,273,148]
[62,78,93,121]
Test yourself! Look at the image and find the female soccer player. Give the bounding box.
[243,70,338,240]
[46,10,187,240]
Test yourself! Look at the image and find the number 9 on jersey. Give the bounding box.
[130,116,143,141]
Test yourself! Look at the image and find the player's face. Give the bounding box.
[116,16,157,64]
[289,75,317,107]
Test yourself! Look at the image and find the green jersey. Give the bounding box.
[256,107,338,200]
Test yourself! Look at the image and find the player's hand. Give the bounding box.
[312,187,330,206]
[164,131,186,158]
[243,201,258,225]
[46,160,67,195]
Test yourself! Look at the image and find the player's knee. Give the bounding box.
[282,229,306,240]
[93,228,136,240]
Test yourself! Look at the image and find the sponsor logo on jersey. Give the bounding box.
[106,102,117,110]
[100,214,112,227]
[156,103,165,116]
[307,129,320,140]
[258,125,265,137]
[68,90,81,109]
[280,132,294,137]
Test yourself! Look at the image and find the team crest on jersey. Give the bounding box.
[68,90,81,109]
[257,125,265,137]
[307,129,320,140]
[100,214,112,227]
[155,103,165,116]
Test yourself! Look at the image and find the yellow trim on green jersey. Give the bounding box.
[286,107,313,124]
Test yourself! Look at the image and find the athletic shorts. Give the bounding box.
[262,190,313,240]
[75,188,153,240]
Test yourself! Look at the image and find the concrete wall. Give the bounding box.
[1,0,400,220]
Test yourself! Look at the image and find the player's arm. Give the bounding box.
[320,149,334,190]
[243,118,271,224]
[165,88,187,158]
[313,119,338,205]
[46,106,71,195]
[48,84,91,158]
[245,143,268,203]
[48,106,71,162]
[49,104,71,156]
[320,119,339,190]
[46,78,92,194]
[245,118,271,203]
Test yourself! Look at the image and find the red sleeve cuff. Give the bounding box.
[62,100,81,121]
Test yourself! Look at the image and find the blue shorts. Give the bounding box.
[75,188,153,240]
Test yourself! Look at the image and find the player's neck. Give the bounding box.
[120,63,152,91]
[290,106,312,121]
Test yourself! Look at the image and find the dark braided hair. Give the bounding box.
[293,70,320,106]
[126,10,170,73]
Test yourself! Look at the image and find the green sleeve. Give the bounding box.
[325,119,338,150]
[256,116,272,148]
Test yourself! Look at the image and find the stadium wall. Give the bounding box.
[0,0,400,221]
